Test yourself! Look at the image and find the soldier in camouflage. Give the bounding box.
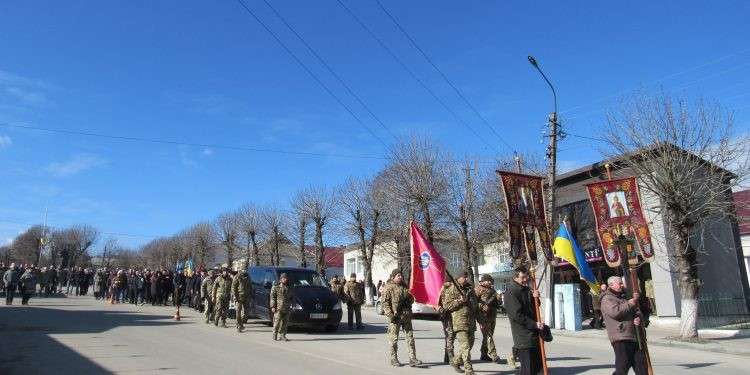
[343,273,365,330]
[201,269,216,324]
[231,262,253,332]
[381,269,423,368]
[442,271,478,375]
[438,281,456,365]
[475,274,504,363]
[270,273,293,341]
[212,267,231,328]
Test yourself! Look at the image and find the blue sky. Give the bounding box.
[1,1,749,249]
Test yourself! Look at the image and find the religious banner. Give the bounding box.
[585,177,655,267]
[498,171,553,262]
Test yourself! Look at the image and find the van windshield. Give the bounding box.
[284,270,327,288]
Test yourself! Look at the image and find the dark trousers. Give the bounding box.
[21,292,32,305]
[612,341,648,375]
[346,303,362,328]
[516,346,542,375]
[590,309,604,329]
[5,284,16,304]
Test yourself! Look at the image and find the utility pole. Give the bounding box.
[528,55,560,327]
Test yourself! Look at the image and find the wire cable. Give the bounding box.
[374,0,516,153]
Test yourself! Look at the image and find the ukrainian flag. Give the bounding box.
[553,223,599,295]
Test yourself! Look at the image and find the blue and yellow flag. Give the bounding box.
[553,223,599,295]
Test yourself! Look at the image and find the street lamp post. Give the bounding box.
[527,55,559,230]
[528,55,560,334]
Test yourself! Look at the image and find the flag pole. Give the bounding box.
[522,225,549,375]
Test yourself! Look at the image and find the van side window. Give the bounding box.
[263,270,276,286]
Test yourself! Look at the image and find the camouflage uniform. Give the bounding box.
[201,274,215,323]
[443,281,478,374]
[231,270,253,332]
[438,282,456,364]
[476,282,501,361]
[382,279,418,366]
[270,280,293,341]
[343,278,365,329]
[212,273,231,327]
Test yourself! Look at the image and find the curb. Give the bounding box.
[550,328,750,357]
[651,338,750,357]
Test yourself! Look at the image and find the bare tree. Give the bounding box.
[9,225,46,265]
[444,160,482,283]
[262,206,285,266]
[603,92,750,340]
[383,137,450,244]
[337,176,381,303]
[289,191,309,268]
[100,237,120,268]
[186,222,218,266]
[66,225,99,268]
[373,171,412,281]
[301,186,336,276]
[238,203,262,266]
[215,211,240,266]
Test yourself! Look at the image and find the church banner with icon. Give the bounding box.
[498,171,553,263]
[585,177,655,267]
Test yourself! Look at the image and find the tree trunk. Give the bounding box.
[299,218,307,268]
[315,219,325,276]
[421,202,435,244]
[458,205,474,283]
[250,232,259,266]
[675,228,701,339]
[364,210,380,305]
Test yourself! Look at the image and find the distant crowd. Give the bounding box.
[0,262,205,310]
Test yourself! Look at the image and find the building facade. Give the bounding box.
[556,161,750,324]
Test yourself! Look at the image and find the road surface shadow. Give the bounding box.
[0,305,181,375]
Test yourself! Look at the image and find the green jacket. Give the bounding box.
[270,283,293,312]
[343,280,365,305]
[212,275,231,302]
[201,276,214,300]
[381,280,414,322]
[475,284,501,324]
[442,282,478,332]
[505,281,539,349]
[231,272,253,302]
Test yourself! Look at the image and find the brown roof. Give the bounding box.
[734,190,750,235]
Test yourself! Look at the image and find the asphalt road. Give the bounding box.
[0,294,747,375]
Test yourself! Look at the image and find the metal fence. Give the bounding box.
[697,295,750,329]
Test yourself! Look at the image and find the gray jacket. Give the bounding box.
[3,268,19,286]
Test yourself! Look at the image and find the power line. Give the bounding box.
[333,0,499,154]
[1,122,503,165]
[259,0,403,143]
[560,47,750,116]
[374,0,516,153]
[233,0,390,149]
[0,122,387,161]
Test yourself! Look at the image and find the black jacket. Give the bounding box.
[505,281,539,349]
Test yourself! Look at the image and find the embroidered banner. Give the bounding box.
[585,177,655,267]
[498,171,553,263]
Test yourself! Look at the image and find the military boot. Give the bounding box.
[390,358,400,367]
[281,335,289,342]
[221,320,227,328]
[273,333,278,341]
[408,358,423,368]
[451,362,463,373]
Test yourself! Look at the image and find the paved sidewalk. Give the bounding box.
[531,319,750,357]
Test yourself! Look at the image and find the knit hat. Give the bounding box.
[480,274,494,283]
[389,268,402,280]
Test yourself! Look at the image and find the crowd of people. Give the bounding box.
[1,261,650,375]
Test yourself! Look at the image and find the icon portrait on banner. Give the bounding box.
[606,191,629,218]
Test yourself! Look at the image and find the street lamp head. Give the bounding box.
[527,55,538,67]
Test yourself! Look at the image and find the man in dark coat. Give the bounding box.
[3,263,20,305]
[505,267,544,375]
